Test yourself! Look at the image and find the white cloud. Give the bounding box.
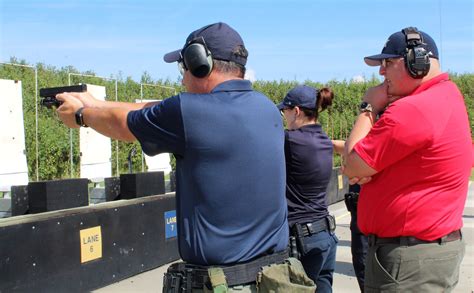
[351,75,366,83]
[244,68,256,82]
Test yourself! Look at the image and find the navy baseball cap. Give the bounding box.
[163,22,247,66]
[277,85,319,110]
[364,28,439,66]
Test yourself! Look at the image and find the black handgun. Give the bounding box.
[289,236,300,259]
[39,84,88,108]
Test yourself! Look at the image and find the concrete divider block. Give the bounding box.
[90,187,106,204]
[11,185,28,216]
[120,172,165,199]
[28,178,89,213]
[104,177,120,201]
[326,169,338,205]
[0,198,11,218]
[326,167,348,205]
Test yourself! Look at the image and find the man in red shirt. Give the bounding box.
[343,27,471,292]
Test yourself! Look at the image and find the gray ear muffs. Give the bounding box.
[181,37,213,78]
[402,27,430,79]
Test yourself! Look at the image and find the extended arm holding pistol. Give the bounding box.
[39,84,88,108]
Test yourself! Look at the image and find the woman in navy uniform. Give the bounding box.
[278,85,338,293]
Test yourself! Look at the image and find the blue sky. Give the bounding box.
[0,0,472,83]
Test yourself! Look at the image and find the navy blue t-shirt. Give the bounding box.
[284,124,333,227]
[127,80,289,265]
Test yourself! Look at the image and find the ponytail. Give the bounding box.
[317,87,334,112]
[302,87,334,121]
[298,86,334,121]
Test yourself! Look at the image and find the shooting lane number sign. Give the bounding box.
[80,226,102,263]
[164,210,177,239]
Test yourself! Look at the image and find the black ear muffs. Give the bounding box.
[402,27,430,79]
[181,37,213,78]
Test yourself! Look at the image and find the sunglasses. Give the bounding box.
[280,107,294,116]
[178,61,186,76]
[381,57,402,68]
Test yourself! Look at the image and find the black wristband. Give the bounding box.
[75,107,88,127]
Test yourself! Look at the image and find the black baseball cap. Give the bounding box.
[163,22,248,66]
[277,85,319,110]
[364,28,439,66]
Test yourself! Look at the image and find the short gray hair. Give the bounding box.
[213,59,246,78]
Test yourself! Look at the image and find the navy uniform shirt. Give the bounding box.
[284,124,333,227]
[127,80,289,265]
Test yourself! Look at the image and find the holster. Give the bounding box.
[290,215,336,257]
[344,192,359,213]
[163,263,207,293]
[326,214,336,232]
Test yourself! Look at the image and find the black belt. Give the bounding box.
[368,230,462,247]
[165,249,289,290]
[292,217,329,237]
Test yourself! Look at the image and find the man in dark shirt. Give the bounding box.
[56,22,290,292]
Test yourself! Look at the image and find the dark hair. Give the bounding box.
[300,87,334,121]
[213,59,246,78]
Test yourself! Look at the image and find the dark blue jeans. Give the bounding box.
[350,210,368,292]
[300,230,338,293]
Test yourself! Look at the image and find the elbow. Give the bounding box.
[343,151,377,179]
[119,122,137,142]
[342,150,358,177]
[343,160,359,178]
[111,114,137,142]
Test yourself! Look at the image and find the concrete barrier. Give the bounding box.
[28,179,89,213]
[120,171,165,199]
[0,193,179,292]
[326,167,348,205]
[11,185,28,216]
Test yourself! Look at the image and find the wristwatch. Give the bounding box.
[75,107,88,127]
[359,102,373,113]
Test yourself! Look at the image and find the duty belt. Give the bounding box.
[292,216,334,238]
[163,249,289,292]
[368,230,462,247]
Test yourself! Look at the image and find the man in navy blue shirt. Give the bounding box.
[56,22,290,291]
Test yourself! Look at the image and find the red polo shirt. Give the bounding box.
[354,73,471,240]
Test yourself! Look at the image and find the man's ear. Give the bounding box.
[294,106,301,116]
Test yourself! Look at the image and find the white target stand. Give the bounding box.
[0,79,29,195]
[79,84,112,182]
[138,83,176,175]
[68,73,118,177]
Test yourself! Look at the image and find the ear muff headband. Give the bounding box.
[402,27,430,79]
[181,37,213,78]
